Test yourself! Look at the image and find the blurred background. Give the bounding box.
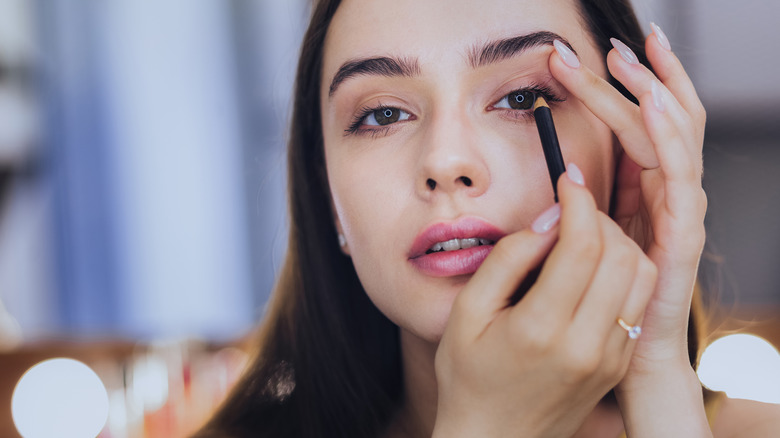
[0,0,777,437]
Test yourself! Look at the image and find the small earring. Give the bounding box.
[338,233,347,248]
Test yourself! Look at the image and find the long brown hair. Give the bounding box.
[195,1,706,436]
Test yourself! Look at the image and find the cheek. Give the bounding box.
[328,148,410,250]
[326,144,461,342]
[328,149,412,295]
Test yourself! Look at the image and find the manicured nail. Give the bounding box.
[651,22,671,51]
[532,204,561,234]
[651,80,666,112]
[610,38,639,65]
[567,163,585,186]
[553,39,580,69]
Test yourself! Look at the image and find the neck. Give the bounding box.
[387,329,439,438]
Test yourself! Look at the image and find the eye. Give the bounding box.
[494,90,536,110]
[363,107,412,126]
[345,105,415,136]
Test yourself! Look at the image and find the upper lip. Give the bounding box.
[408,217,507,259]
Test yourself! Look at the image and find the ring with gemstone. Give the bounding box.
[617,318,642,339]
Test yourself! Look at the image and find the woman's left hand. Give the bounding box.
[549,25,710,436]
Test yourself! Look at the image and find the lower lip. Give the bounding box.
[409,245,494,277]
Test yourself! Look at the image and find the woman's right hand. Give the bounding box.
[432,166,658,438]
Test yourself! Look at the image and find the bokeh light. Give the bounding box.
[12,358,109,438]
[131,354,169,413]
[697,334,780,404]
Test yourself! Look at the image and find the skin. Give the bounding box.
[319,0,779,437]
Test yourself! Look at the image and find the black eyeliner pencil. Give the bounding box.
[533,95,566,203]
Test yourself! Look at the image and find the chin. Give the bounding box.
[404,292,458,345]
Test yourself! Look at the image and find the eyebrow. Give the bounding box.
[328,56,421,97]
[327,31,575,98]
[468,31,575,68]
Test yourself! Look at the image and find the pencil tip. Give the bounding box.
[533,95,549,110]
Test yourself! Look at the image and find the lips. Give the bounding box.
[408,217,506,277]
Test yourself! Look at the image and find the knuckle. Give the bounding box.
[512,317,555,352]
[562,341,601,379]
[611,239,639,270]
[679,220,707,253]
[601,354,628,383]
[490,233,527,266]
[570,234,603,261]
[638,255,658,283]
[584,68,604,90]
[488,239,519,270]
[695,102,707,127]
[698,188,709,214]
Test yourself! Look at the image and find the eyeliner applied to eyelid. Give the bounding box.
[343,83,565,137]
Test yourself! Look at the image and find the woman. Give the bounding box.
[197,0,780,436]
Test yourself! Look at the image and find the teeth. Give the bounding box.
[441,239,460,251]
[426,237,495,254]
[460,238,479,249]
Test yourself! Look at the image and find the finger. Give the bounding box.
[605,44,696,150]
[570,214,640,341]
[616,253,657,338]
[640,82,703,196]
[549,42,659,169]
[450,214,559,336]
[607,252,656,356]
[646,22,707,137]
[641,86,708,258]
[592,251,656,378]
[517,164,601,323]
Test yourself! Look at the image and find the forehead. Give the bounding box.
[322,0,591,84]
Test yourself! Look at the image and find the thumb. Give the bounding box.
[449,204,560,338]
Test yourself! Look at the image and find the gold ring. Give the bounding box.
[617,318,642,339]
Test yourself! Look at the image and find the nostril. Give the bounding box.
[427,178,437,190]
[460,176,472,187]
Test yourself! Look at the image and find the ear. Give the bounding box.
[331,201,351,256]
[334,219,351,256]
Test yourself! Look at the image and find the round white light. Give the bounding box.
[697,334,780,404]
[12,358,109,438]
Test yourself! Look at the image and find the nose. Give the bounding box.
[416,110,490,199]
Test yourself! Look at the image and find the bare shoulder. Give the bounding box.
[711,397,780,438]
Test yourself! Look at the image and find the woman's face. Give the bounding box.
[321,0,614,343]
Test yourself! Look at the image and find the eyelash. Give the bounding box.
[344,104,402,136]
[343,84,565,136]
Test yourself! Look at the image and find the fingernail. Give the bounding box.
[532,204,561,234]
[651,22,671,51]
[567,163,585,186]
[610,38,639,65]
[651,80,666,112]
[553,39,580,69]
